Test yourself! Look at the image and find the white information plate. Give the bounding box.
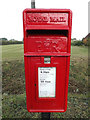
[38,67,56,98]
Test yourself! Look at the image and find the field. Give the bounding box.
[1,44,88,118]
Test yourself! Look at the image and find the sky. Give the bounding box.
[0,0,89,41]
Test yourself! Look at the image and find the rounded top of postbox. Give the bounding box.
[23,9,72,30]
[23,9,72,14]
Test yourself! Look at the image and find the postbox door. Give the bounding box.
[24,56,69,112]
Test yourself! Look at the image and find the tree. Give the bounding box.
[0,38,8,41]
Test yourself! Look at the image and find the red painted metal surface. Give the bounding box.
[23,9,72,112]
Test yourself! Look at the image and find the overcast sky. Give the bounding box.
[0,0,89,41]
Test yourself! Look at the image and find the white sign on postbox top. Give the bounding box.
[38,67,56,97]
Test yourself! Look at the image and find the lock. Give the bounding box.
[44,57,51,64]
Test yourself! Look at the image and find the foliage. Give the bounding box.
[71,38,77,41]
[0,38,23,45]
[0,38,8,41]
[71,40,83,46]
[2,40,23,45]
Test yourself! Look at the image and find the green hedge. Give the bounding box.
[0,40,23,45]
[71,40,83,46]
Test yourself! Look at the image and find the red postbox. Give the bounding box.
[23,9,72,112]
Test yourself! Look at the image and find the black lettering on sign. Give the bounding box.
[45,81,51,83]
[43,71,49,73]
[41,81,44,83]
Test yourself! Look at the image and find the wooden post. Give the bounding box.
[31,0,35,8]
[41,112,50,120]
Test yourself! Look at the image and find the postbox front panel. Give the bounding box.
[26,34,68,53]
[23,9,72,112]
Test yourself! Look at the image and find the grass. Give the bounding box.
[2,93,41,118]
[2,44,88,118]
[2,44,24,61]
[2,93,88,118]
[71,46,88,58]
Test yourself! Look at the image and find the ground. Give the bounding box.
[1,44,89,119]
